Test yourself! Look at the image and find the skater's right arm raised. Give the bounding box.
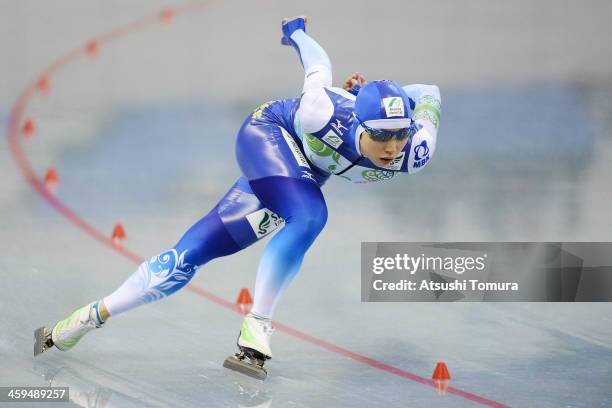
[281,16,332,92]
[282,17,335,135]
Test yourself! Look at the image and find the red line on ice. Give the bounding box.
[5,4,508,407]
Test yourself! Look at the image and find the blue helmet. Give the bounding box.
[354,80,414,132]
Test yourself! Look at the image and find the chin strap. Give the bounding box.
[336,155,364,176]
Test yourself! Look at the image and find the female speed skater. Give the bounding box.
[34,16,441,379]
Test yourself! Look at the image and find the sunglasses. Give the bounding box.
[354,115,413,142]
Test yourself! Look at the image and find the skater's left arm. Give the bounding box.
[403,84,441,137]
[342,72,367,95]
[403,84,441,174]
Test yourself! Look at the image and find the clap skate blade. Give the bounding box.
[223,348,269,380]
[34,326,54,356]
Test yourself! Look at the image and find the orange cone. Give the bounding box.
[37,76,50,94]
[236,288,253,315]
[432,361,451,395]
[432,361,451,380]
[85,40,99,56]
[159,8,175,23]
[112,224,126,248]
[44,168,58,194]
[22,119,35,136]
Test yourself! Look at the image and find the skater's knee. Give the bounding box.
[172,239,208,266]
[290,204,328,239]
[173,208,242,265]
[304,208,328,234]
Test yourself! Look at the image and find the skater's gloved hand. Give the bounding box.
[281,15,309,46]
[343,72,367,95]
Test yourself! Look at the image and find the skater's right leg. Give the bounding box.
[101,177,273,317]
[43,177,272,354]
[101,205,241,317]
[48,206,241,352]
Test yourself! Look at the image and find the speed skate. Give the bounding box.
[223,347,270,380]
[34,302,105,357]
[223,313,274,380]
[34,326,54,357]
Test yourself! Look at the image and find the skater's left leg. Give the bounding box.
[229,113,328,368]
[248,176,327,319]
[224,176,326,376]
[231,176,326,362]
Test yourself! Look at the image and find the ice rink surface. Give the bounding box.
[1,1,612,407]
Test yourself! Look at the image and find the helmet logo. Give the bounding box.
[382,97,405,118]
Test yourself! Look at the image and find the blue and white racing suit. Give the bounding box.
[102,23,441,319]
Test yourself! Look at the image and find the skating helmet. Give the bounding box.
[354,80,414,141]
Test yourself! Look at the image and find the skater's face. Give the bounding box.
[359,130,410,167]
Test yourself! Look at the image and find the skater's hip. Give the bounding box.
[234,111,326,185]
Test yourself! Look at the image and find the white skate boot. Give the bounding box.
[34,301,105,356]
[223,313,274,380]
[238,313,274,358]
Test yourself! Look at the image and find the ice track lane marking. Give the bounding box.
[5,4,509,407]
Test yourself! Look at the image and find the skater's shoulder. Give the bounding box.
[298,87,354,134]
[298,88,334,133]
